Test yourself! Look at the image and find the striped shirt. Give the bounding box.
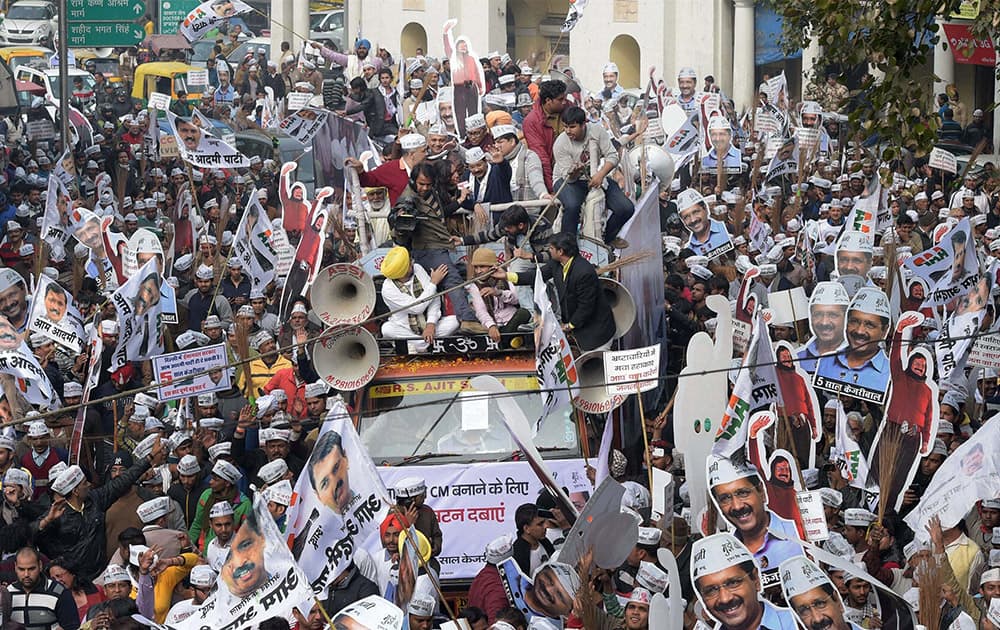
[8,577,80,630]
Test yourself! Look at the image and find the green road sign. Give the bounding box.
[158,0,200,35]
[66,22,145,47]
[66,0,145,22]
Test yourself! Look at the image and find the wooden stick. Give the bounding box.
[636,380,653,491]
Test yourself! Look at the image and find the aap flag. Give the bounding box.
[937,274,992,380]
[832,400,869,488]
[166,111,250,169]
[533,270,578,429]
[713,310,779,459]
[902,217,980,306]
[0,315,55,407]
[124,229,179,326]
[179,0,253,43]
[233,192,279,292]
[167,493,314,630]
[903,414,1000,544]
[278,108,330,145]
[109,258,165,373]
[561,0,588,32]
[27,276,86,353]
[39,176,71,262]
[286,398,389,597]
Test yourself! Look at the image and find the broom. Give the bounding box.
[876,424,906,524]
[916,553,944,630]
[595,251,655,275]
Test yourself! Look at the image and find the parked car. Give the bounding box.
[309,10,343,51]
[15,63,95,113]
[225,37,269,67]
[0,0,57,47]
[236,129,315,194]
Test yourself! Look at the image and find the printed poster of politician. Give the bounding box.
[813,287,892,405]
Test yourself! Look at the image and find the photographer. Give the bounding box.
[394,478,443,559]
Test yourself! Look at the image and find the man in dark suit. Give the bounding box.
[504,232,616,351]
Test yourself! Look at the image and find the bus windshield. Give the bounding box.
[357,374,579,465]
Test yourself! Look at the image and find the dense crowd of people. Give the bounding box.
[0,5,998,630]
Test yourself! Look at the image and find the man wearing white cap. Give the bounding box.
[677,188,734,258]
[497,558,579,621]
[183,263,233,332]
[815,287,892,401]
[395,477,443,558]
[188,459,251,550]
[601,62,624,100]
[691,533,797,630]
[165,565,217,625]
[205,501,236,570]
[406,594,435,630]
[136,496,187,560]
[798,281,850,373]
[622,587,650,629]
[168,454,206,529]
[671,67,700,114]
[490,124,549,202]
[460,146,513,223]
[707,456,803,575]
[43,440,167,582]
[780,556,863,630]
[21,421,66,501]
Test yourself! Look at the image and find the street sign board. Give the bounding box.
[158,0,201,34]
[66,22,145,47]
[66,0,145,22]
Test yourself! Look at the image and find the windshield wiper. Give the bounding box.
[395,452,467,465]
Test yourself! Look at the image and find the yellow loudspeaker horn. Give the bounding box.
[571,350,626,414]
[311,263,376,328]
[600,277,636,339]
[313,328,380,391]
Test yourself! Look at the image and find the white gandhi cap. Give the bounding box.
[691,532,755,581]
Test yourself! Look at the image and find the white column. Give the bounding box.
[269,0,292,64]
[732,0,755,112]
[291,0,310,51]
[933,18,954,96]
[800,35,820,97]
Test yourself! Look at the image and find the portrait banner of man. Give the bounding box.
[864,311,940,514]
[166,111,250,168]
[833,231,874,285]
[797,281,850,374]
[178,0,254,43]
[27,275,86,353]
[39,176,71,262]
[798,542,917,630]
[706,456,804,584]
[937,273,992,380]
[0,269,30,332]
[780,555,866,630]
[902,217,980,306]
[676,188,734,260]
[109,257,165,373]
[813,287,892,405]
[701,114,743,173]
[496,557,581,623]
[286,400,389,596]
[903,415,1000,545]
[443,18,486,138]
[169,493,314,630]
[691,532,798,628]
[125,228,179,326]
[0,314,56,407]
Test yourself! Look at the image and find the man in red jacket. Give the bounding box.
[468,534,515,623]
[522,80,567,193]
[346,133,428,205]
